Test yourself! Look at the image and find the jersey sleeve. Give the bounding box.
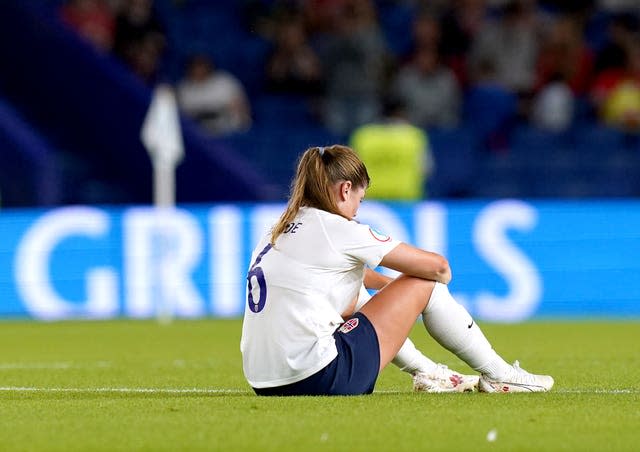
[330,219,401,268]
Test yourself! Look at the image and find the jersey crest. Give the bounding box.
[339,317,359,334]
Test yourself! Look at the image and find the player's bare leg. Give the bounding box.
[357,285,477,393]
[359,276,553,393]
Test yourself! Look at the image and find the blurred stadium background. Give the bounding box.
[1,0,640,321]
[2,0,640,205]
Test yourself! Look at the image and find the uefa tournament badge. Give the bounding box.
[368,226,391,242]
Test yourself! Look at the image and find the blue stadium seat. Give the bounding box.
[463,84,518,151]
[427,127,478,198]
[252,94,315,127]
[0,98,62,205]
[220,123,341,199]
[509,124,575,168]
[233,37,272,96]
[530,169,597,198]
[377,2,415,56]
[595,149,640,197]
[471,153,531,199]
[570,124,625,156]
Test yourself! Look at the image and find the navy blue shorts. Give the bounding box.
[253,312,380,396]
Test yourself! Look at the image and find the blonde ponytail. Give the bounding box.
[270,145,369,245]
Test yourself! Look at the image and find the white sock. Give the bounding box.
[422,282,512,379]
[392,338,439,375]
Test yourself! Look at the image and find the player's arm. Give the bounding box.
[364,268,393,290]
[379,243,451,284]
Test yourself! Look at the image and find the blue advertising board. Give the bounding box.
[0,200,638,321]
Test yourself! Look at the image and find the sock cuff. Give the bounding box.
[423,281,446,314]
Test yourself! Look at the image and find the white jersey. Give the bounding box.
[240,207,401,388]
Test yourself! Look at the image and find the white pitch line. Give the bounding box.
[376,388,640,395]
[555,388,640,394]
[0,387,247,394]
[0,361,112,370]
[0,387,638,395]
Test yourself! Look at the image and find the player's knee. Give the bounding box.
[396,273,435,286]
[395,274,436,303]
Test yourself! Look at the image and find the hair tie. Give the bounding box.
[318,146,325,156]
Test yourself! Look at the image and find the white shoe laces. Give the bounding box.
[433,363,454,379]
[510,360,537,383]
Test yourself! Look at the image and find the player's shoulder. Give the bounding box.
[313,209,384,242]
[306,207,355,230]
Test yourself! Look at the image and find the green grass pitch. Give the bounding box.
[1,319,638,451]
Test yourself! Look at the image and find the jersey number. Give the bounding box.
[246,244,272,313]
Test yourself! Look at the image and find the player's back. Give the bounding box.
[240,207,357,388]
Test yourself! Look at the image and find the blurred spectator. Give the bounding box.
[597,0,640,13]
[468,0,539,95]
[244,0,307,40]
[464,57,518,150]
[242,0,282,39]
[265,15,324,95]
[302,0,348,35]
[535,14,595,96]
[593,12,638,74]
[177,55,252,136]
[591,40,640,132]
[404,10,442,61]
[529,13,592,131]
[318,0,390,136]
[390,45,461,128]
[439,0,489,85]
[113,0,166,83]
[531,74,575,131]
[349,96,433,200]
[59,0,115,52]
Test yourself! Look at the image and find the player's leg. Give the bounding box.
[360,276,553,392]
[360,274,501,376]
[358,275,437,370]
[422,282,554,393]
[356,284,478,392]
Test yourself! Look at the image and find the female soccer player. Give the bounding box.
[240,145,553,396]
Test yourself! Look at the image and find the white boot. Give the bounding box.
[479,361,555,393]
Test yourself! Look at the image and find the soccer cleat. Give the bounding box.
[478,360,554,393]
[412,364,479,393]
